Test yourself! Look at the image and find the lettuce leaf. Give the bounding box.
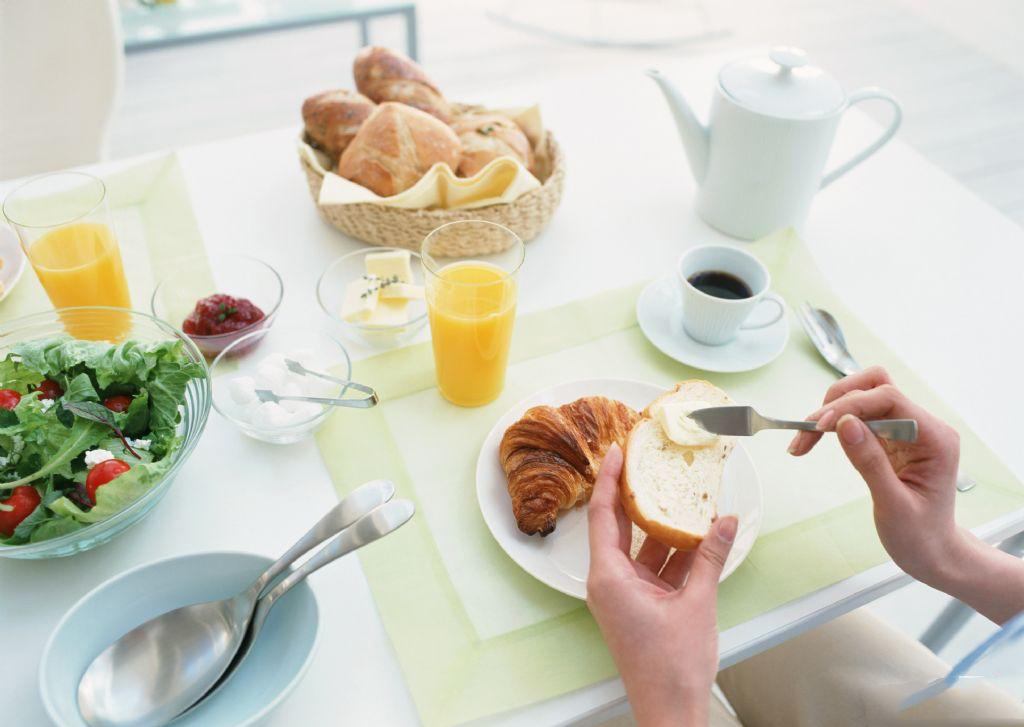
[0,417,106,490]
[0,357,43,392]
[49,451,176,524]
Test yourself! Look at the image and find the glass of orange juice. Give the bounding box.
[3,172,132,338]
[422,221,524,407]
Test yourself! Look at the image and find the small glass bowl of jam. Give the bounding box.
[151,255,283,358]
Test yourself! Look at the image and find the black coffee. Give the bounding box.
[687,270,752,300]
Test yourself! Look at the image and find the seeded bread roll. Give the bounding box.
[620,380,735,550]
[451,113,534,177]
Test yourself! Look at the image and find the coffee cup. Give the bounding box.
[676,245,785,345]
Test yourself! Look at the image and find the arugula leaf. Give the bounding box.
[0,410,17,428]
[121,389,150,436]
[61,401,141,459]
[63,372,100,402]
[0,418,106,491]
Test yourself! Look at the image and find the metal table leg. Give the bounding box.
[920,530,1024,654]
[404,6,418,60]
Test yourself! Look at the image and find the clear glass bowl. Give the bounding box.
[0,307,211,559]
[210,326,352,445]
[316,247,428,349]
[151,254,283,359]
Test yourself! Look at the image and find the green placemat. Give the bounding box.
[315,229,1024,726]
[0,154,211,325]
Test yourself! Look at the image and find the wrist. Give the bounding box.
[931,528,1024,624]
[626,680,710,727]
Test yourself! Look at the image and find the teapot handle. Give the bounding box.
[820,87,902,189]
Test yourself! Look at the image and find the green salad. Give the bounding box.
[0,337,205,545]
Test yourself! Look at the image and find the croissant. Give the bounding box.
[500,396,639,536]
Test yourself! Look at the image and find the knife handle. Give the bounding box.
[777,418,918,442]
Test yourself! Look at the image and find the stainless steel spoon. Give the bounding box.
[77,479,396,727]
[177,499,416,719]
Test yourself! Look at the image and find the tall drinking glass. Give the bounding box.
[3,172,132,339]
[422,221,524,407]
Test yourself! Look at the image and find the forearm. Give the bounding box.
[934,528,1024,624]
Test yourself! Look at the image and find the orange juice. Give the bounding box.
[26,222,132,338]
[427,261,517,406]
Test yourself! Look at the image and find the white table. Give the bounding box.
[3,52,1024,726]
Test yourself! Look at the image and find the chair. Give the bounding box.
[0,0,124,180]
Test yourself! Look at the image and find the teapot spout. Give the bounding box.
[646,69,709,184]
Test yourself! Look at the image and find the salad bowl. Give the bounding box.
[0,307,211,559]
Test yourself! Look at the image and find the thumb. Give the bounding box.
[682,515,737,599]
[836,414,903,505]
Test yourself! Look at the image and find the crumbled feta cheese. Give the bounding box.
[126,438,151,451]
[39,398,55,413]
[84,449,115,468]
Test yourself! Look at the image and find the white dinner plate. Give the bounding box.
[476,378,764,599]
[637,275,789,373]
[0,225,27,303]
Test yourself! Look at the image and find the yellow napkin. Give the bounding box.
[299,105,546,211]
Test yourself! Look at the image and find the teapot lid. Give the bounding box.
[719,47,845,119]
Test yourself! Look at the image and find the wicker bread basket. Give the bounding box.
[299,128,565,257]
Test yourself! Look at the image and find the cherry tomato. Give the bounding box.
[0,389,21,411]
[35,379,63,400]
[0,486,41,537]
[103,395,133,413]
[86,459,131,504]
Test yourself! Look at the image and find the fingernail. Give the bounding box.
[837,414,864,445]
[816,409,837,431]
[608,442,621,454]
[717,516,738,543]
[787,434,801,454]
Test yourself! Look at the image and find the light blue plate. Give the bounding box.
[40,551,320,727]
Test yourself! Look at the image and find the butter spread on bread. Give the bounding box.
[621,380,735,550]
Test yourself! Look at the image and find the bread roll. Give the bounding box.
[338,102,461,197]
[451,113,534,177]
[621,380,736,550]
[302,89,376,160]
[353,46,452,123]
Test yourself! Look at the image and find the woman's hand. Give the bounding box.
[587,443,737,727]
[790,366,1024,623]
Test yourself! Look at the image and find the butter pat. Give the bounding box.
[340,276,379,322]
[650,399,719,447]
[379,282,424,300]
[363,299,409,327]
[365,249,412,284]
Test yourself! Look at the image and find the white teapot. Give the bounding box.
[648,47,902,240]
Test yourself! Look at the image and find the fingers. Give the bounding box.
[823,366,893,404]
[791,384,911,456]
[588,444,632,563]
[789,367,893,456]
[672,516,738,597]
[835,414,906,509]
[658,547,697,589]
[635,535,671,574]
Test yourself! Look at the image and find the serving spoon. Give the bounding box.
[177,499,416,719]
[77,478,395,727]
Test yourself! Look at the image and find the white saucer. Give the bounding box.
[476,378,764,600]
[0,226,27,303]
[636,275,789,373]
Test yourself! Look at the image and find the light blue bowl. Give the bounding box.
[40,551,320,727]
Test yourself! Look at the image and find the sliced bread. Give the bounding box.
[620,380,735,550]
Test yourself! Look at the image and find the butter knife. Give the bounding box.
[689,405,918,442]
